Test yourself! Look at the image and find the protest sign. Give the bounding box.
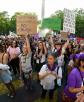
[63,8,75,34]
[16,15,37,35]
[60,31,68,40]
[42,18,61,31]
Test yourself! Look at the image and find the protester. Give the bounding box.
[7,40,21,76]
[39,53,62,102]
[19,35,32,90]
[34,41,47,81]
[0,44,15,98]
[49,35,63,102]
[63,54,84,102]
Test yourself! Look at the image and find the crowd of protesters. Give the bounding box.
[0,34,84,102]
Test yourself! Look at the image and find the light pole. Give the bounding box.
[40,0,45,37]
[41,0,45,21]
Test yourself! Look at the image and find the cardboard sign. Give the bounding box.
[80,40,84,44]
[63,8,75,34]
[61,31,68,40]
[16,15,37,35]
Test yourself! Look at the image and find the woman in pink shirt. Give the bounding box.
[7,40,21,76]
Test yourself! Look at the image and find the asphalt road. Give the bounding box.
[0,80,41,102]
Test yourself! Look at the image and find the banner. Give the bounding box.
[16,15,37,35]
[42,18,61,31]
[63,8,75,34]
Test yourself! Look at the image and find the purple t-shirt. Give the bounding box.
[64,68,84,99]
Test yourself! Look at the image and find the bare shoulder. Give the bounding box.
[4,53,8,58]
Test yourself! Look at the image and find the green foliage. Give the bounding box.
[74,9,84,37]
[51,10,64,30]
[0,11,10,35]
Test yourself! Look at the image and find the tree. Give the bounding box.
[0,11,10,35]
[51,10,64,30]
[74,9,84,37]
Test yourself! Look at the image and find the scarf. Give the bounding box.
[47,63,56,71]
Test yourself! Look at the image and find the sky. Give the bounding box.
[0,0,84,19]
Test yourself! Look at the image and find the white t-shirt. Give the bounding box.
[36,54,46,64]
[19,52,32,73]
[57,55,64,67]
[39,64,57,90]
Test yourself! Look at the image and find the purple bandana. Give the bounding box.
[79,53,84,60]
[47,64,57,71]
[75,54,80,59]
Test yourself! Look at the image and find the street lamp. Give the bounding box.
[41,0,45,20]
[40,0,45,37]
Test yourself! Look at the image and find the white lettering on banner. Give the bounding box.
[63,8,75,34]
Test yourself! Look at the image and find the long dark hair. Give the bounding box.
[0,44,6,53]
[38,41,45,54]
[11,41,18,48]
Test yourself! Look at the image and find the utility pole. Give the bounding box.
[40,0,45,37]
[41,0,45,21]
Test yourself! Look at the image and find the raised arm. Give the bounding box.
[61,40,69,55]
[63,40,69,49]
[49,36,54,50]
[43,42,47,55]
[25,35,31,53]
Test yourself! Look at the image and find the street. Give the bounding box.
[0,80,41,102]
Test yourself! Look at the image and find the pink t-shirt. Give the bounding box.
[7,46,20,60]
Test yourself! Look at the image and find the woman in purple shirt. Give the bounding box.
[63,54,84,102]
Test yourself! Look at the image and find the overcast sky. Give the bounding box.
[0,0,84,19]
